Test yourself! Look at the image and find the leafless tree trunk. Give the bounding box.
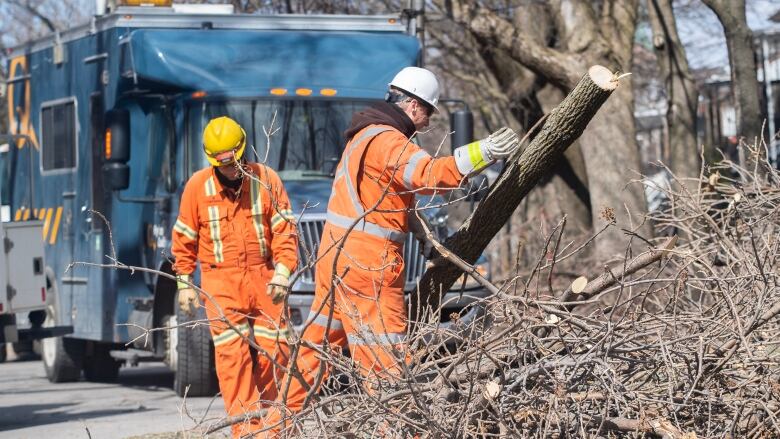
[452,0,651,260]
[415,65,621,323]
[428,1,593,276]
[647,0,700,181]
[701,0,764,148]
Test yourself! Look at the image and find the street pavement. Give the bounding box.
[0,347,228,439]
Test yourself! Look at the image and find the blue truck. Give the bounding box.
[2,2,490,395]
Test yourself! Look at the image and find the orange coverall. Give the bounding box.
[172,163,297,437]
[264,125,464,433]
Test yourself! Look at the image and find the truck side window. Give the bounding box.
[41,99,77,172]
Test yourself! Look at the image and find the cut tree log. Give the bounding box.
[560,235,678,306]
[412,65,621,325]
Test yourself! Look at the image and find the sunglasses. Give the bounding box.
[205,145,241,165]
[416,99,434,117]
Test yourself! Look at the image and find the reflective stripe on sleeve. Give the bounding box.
[173,219,197,240]
[207,205,224,263]
[271,209,295,230]
[402,150,430,190]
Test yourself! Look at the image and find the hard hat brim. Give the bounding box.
[205,128,247,167]
[387,85,439,113]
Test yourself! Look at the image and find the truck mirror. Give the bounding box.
[103,162,130,191]
[450,107,474,153]
[105,109,130,163]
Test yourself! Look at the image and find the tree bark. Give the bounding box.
[457,1,650,259]
[647,0,700,181]
[413,66,621,321]
[472,2,593,271]
[701,0,764,147]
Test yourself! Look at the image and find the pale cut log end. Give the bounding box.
[571,276,588,294]
[588,65,620,91]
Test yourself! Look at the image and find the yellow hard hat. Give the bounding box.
[202,116,247,166]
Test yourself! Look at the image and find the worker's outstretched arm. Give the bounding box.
[379,131,463,195]
[381,127,519,195]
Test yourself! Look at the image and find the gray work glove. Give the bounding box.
[453,127,520,175]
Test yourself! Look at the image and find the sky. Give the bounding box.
[676,0,780,74]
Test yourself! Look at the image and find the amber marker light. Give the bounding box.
[295,88,313,96]
[388,18,397,24]
[320,88,337,96]
[191,90,207,99]
[104,128,112,160]
[270,88,288,96]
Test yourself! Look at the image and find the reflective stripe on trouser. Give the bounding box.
[200,265,288,438]
[263,235,407,433]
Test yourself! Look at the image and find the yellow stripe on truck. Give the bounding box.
[42,208,53,239]
[49,207,63,245]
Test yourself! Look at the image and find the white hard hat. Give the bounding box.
[388,66,440,112]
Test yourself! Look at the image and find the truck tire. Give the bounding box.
[174,306,218,397]
[41,274,84,382]
[83,344,121,382]
[0,343,6,363]
[42,336,84,382]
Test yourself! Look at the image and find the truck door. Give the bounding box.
[39,99,79,329]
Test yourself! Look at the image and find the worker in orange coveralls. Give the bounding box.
[171,116,298,438]
[261,67,520,435]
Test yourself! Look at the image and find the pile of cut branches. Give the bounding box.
[277,145,780,438]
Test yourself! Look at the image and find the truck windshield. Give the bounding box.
[186,99,371,179]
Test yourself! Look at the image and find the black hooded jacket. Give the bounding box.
[343,101,416,140]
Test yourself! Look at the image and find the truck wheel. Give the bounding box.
[42,336,84,382]
[174,305,218,397]
[41,276,84,382]
[0,343,6,363]
[83,344,121,382]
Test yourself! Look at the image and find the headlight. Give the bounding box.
[450,261,490,291]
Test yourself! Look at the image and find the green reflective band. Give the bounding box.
[467,141,487,171]
[207,205,224,263]
[271,209,294,229]
[250,179,268,258]
[205,176,217,197]
[274,263,291,279]
[173,219,197,240]
[213,322,251,347]
[253,325,290,342]
[176,274,192,290]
